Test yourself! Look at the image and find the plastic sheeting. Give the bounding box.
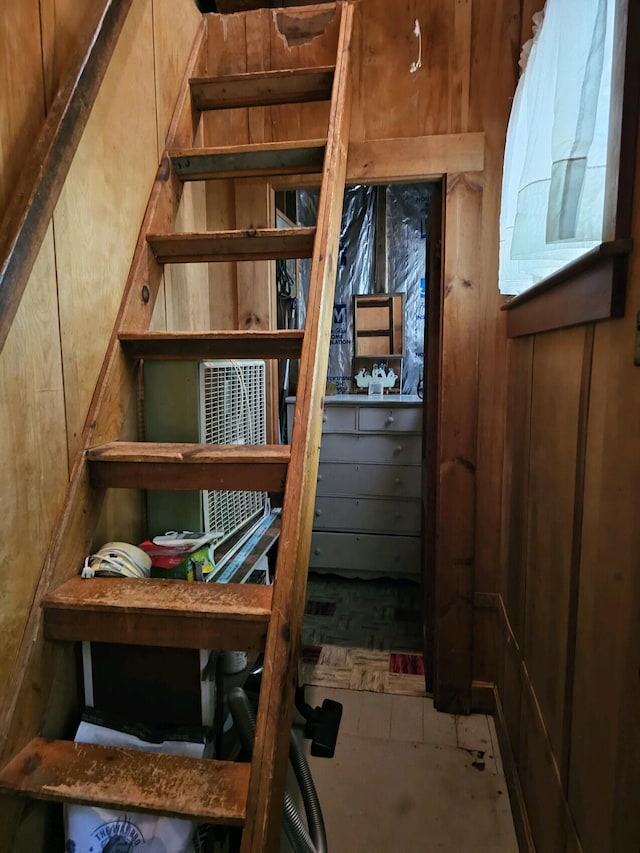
[295,183,430,395]
[386,184,430,395]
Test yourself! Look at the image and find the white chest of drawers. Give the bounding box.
[287,395,423,580]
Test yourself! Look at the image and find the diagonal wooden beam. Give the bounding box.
[0,0,134,356]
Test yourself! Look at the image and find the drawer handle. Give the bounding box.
[394,445,403,454]
[315,509,322,517]
[314,548,321,556]
[323,415,328,423]
[385,415,395,425]
[317,474,322,482]
[394,477,402,485]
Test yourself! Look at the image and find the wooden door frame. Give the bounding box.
[422,179,443,697]
[429,171,481,714]
[423,174,479,715]
[273,150,483,714]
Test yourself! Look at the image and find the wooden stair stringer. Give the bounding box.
[0,18,209,770]
[239,4,355,852]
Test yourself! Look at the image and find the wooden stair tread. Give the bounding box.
[87,442,291,464]
[44,576,273,650]
[0,738,250,824]
[119,329,304,360]
[147,227,315,264]
[87,442,290,492]
[190,66,334,110]
[170,139,325,180]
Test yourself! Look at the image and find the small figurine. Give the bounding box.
[354,363,399,391]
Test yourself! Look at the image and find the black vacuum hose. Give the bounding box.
[227,686,328,853]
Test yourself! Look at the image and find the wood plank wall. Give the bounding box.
[0,0,202,847]
[498,189,640,852]
[151,1,212,340]
[496,5,640,852]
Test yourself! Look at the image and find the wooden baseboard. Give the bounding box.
[492,687,536,853]
[471,680,496,714]
[467,677,535,851]
[496,595,585,853]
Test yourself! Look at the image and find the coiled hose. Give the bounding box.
[227,686,328,853]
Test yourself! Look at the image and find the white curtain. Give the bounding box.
[499,0,615,295]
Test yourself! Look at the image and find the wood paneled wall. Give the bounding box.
[495,5,640,853]
[498,229,640,852]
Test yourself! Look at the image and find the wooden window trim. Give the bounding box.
[501,0,639,338]
[501,239,631,338]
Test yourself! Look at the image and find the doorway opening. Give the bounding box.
[275,181,442,697]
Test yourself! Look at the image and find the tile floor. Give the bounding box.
[292,686,519,853]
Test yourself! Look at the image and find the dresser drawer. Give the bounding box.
[309,531,420,578]
[316,462,421,499]
[321,404,357,433]
[313,496,421,534]
[320,433,422,465]
[287,400,356,440]
[357,404,422,433]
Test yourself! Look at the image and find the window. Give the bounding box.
[499,0,616,296]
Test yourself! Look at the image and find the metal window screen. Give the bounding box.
[199,360,267,545]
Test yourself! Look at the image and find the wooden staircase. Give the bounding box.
[0,3,354,851]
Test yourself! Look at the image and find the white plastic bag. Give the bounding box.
[65,716,205,853]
